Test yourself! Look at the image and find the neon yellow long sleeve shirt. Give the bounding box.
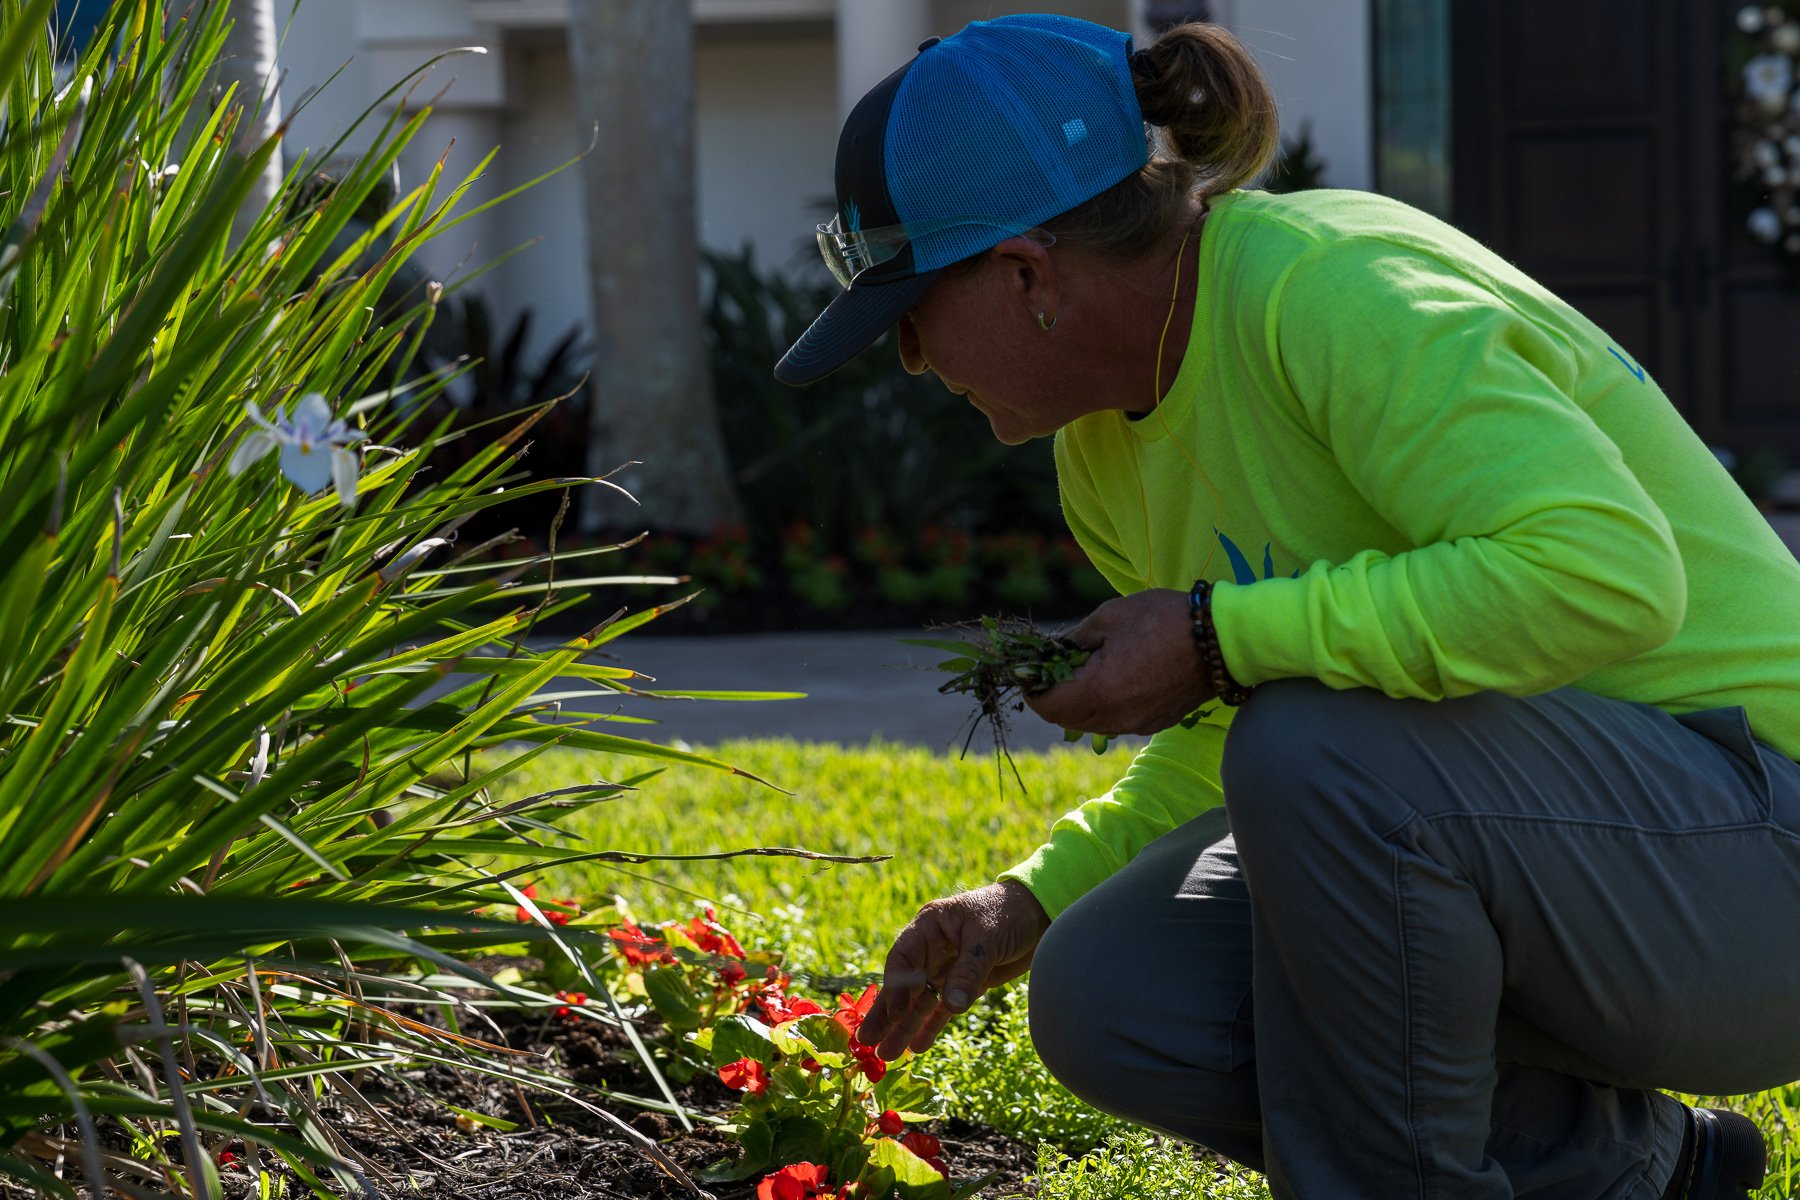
[1001,188,1800,920]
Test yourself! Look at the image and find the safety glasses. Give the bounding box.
[815,214,1053,288]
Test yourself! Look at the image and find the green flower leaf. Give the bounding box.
[697,1116,773,1182]
[641,964,706,1032]
[865,1137,951,1198]
[873,1057,943,1118]
[771,1114,832,1166]
[710,1014,777,1067]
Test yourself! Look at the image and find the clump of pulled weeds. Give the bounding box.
[905,616,1108,793]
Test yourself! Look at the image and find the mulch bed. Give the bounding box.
[4,1001,1039,1200]
[247,1010,1039,1200]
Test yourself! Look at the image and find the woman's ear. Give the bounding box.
[987,234,1060,330]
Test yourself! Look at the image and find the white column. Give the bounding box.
[835,0,932,124]
[1223,0,1372,191]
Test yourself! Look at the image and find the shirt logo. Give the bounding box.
[1216,530,1300,584]
[1608,346,1646,383]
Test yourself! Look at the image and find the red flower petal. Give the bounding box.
[608,922,674,966]
[757,994,826,1026]
[719,1057,769,1096]
[901,1131,942,1161]
[852,1044,887,1082]
[756,1162,831,1200]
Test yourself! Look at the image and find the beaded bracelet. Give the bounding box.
[1189,579,1254,706]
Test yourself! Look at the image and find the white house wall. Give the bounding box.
[1216,0,1373,190]
[697,33,841,275]
[269,0,1371,361]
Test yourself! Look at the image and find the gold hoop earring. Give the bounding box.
[1037,311,1057,332]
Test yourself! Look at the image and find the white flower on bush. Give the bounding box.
[1749,206,1784,242]
[1746,53,1795,109]
[1777,23,1800,53]
[228,392,365,506]
[1741,4,1766,32]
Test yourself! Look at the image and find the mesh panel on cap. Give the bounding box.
[884,16,1149,272]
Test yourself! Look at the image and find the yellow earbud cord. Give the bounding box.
[1132,223,1225,587]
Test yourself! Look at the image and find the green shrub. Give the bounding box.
[702,245,1063,549]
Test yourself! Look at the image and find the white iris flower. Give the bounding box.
[1745,53,1794,109]
[228,392,366,507]
[1749,206,1784,243]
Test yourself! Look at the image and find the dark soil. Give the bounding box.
[5,995,1039,1200]
[252,1008,1040,1200]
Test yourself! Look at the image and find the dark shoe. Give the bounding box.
[1664,1107,1767,1200]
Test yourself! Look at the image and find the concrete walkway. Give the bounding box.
[561,628,1086,752]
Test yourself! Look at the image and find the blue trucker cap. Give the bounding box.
[775,14,1150,385]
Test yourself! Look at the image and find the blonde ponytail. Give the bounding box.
[1134,22,1281,199]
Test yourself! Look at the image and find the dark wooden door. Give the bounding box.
[1451,0,1800,453]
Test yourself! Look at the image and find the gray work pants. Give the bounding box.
[1028,680,1800,1199]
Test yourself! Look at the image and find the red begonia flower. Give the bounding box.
[851,1043,886,1083]
[877,1109,904,1135]
[719,1057,769,1096]
[757,993,826,1027]
[901,1131,947,1176]
[831,984,879,1039]
[608,922,674,966]
[755,1161,831,1200]
[685,910,747,960]
[720,961,747,988]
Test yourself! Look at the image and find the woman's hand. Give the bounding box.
[1027,588,1214,736]
[858,880,1050,1059]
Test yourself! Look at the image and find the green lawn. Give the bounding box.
[493,738,1797,1199]
[494,738,1124,973]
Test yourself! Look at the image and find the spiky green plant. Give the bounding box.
[0,1,791,1194]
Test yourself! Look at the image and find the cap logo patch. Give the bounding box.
[844,200,862,232]
[1061,117,1088,146]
